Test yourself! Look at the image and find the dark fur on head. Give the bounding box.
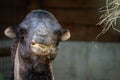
[5,10,70,80]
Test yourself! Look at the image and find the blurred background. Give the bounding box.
[0,0,120,80]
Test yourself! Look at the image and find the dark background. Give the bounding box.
[0,0,120,42]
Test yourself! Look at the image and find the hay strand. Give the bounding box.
[97,0,120,40]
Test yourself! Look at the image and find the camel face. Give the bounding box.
[5,10,70,62]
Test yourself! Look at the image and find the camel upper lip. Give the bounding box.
[30,40,55,55]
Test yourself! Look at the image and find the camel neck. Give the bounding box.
[14,43,54,80]
[23,64,53,80]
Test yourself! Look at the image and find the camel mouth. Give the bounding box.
[30,40,55,56]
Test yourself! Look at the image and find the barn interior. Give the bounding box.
[0,0,120,80]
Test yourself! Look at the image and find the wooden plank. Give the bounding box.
[0,48,10,57]
[0,40,12,57]
[0,0,27,7]
[47,9,100,25]
[0,9,100,25]
[40,0,105,9]
[28,0,40,10]
[0,7,28,24]
[62,24,120,42]
[0,8,28,38]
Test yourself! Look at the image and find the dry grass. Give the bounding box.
[97,0,120,39]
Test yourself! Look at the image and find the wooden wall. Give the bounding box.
[39,0,120,42]
[0,0,28,38]
[54,42,120,80]
[0,0,120,41]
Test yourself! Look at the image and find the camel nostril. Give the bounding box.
[31,41,36,45]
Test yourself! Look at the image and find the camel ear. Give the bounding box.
[61,29,71,41]
[4,27,16,38]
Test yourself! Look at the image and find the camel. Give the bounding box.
[4,10,70,80]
